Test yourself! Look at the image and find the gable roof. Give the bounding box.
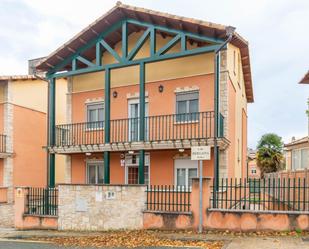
[36,2,253,102]
[299,70,309,84]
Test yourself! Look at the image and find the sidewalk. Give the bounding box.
[0,228,308,249]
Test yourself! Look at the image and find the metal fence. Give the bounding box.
[210,178,309,212]
[0,134,6,153]
[25,187,58,216]
[146,185,191,212]
[54,111,224,147]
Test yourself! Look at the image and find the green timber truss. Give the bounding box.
[46,18,224,187]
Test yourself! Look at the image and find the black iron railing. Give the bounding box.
[55,111,224,147]
[146,185,191,212]
[25,187,58,216]
[210,178,309,212]
[0,134,6,153]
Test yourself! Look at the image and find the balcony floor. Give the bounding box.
[49,138,230,154]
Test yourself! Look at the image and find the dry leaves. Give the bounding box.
[36,230,223,248]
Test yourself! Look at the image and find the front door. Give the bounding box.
[128,99,148,141]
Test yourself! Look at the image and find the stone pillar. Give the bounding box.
[14,187,28,229]
[3,81,14,203]
[191,177,212,229]
[64,77,73,183]
[219,50,228,179]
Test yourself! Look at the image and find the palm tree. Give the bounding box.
[256,133,284,177]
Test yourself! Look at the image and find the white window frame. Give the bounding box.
[86,160,104,184]
[292,147,309,170]
[175,91,199,123]
[174,159,198,189]
[124,153,150,186]
[86,101,104,130]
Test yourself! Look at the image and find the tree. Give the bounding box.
[256,133,284,177]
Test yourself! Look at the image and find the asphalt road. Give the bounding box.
[0,240,200,249]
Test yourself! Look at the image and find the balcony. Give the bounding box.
[50,111,229,154]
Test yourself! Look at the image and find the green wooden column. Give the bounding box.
[48,77,56,187]
[104,67,111,184]
[213,52,220,205]
[138,62,145,184]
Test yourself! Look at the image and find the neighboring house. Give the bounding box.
[247,149,260,178]
[284,136,309,171]
[0,60,67,226]
[36,3,254,188]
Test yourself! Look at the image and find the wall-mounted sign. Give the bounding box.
[105,191,116,200]
[95,191,103,202]
[191,146,211,160]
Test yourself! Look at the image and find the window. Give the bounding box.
[125,153,150,185]
[292,148,309,170]
[176,91,199,122]
[87,102,104,129]
[86,161,104,184]
[175,159,198,188]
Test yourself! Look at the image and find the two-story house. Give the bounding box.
[36,3,254,188]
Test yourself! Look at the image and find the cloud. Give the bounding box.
[0,0,308,147]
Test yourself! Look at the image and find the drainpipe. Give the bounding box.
[213,26,235,207]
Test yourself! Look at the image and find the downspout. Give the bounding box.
[213,26,235,207]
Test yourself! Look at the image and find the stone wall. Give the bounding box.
[58,184,146,231]
[0,203,14,227]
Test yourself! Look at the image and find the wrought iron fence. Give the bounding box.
[0,134,6,153]
[54,111,224,147]
[25,187,58,216]
[210,178,309,212]
[146,185,191,212]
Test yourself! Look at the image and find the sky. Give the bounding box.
[0,0,309,148]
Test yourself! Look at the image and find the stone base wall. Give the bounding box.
[206,210,309,231]
[58,184,146,231]
[0,203,14,227]
[143,211,193,230]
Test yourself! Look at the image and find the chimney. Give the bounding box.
[28,57,46,75]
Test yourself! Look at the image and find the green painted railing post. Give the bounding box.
[47,77,56,188]
[139,62,145,184]
[104,67,111,184]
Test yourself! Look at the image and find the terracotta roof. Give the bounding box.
[0,75,37,81]
[299,70,309,84]
[36,2,253,102]
[284,136,309,147]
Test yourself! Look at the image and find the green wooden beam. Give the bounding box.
[72,58,77,71]
[150,27,156,56]
[96,42,102,66]
[156,34,181,56]
[139,62,145,141]
[47,77,56,188]
[100,39,122,62]
[48,20,123,74]
[50,44,220,79]
[181,34,187,51]
[127,28,151,61]
[122,20,128,60]
[76,56,96,67]
[139,150,145,184]
[104,151,110,184]
[127,19,223,44]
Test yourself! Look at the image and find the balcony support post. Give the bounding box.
[104,67,111,184]
[139,62,145,184]
[47,77,56,188]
